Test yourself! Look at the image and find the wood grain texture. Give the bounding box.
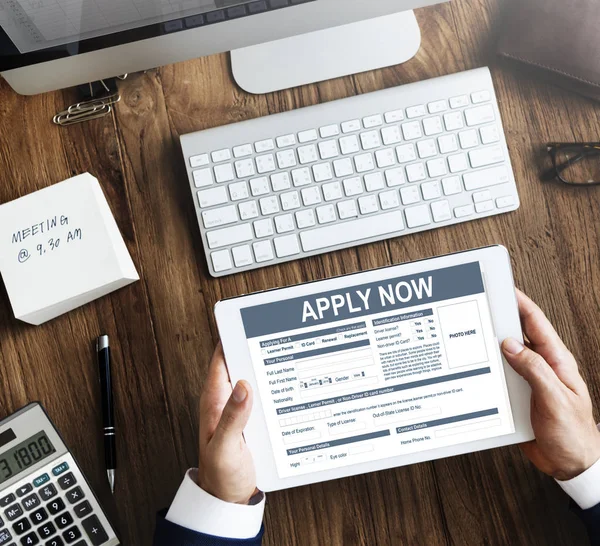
[0,0,599,544]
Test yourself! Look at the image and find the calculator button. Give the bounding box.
[0,495,15,508]
[54,514,72,530]
[81,516,108,546]
[51,464,69,478]
[57,475,76,492]
[30,509,48,525]
[61,527,80,544]
[72,503,91,520]
[16,487,32,499]
[46,501,64,517]
[5,505,23,521]
[19,532,38,545]
[0,528,11,545]
[21,495,40,512]
[64,490,83,506]
[32,475,50,488]
[37,524,55,540]
[13,518,31,535]
[38,487,56,503]
[45,538,64,546]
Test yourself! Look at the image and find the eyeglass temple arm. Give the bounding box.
[541,151,589,182]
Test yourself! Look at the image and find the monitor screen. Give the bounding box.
[0,0,315,71]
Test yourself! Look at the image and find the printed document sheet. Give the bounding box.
[241,262,515,478]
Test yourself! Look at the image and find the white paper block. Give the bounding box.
[0,173,139,325]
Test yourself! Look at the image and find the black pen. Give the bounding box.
[97,335,116,494]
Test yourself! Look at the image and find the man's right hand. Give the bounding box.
[501,290,600,481]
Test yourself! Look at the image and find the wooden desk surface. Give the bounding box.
[1,0,599,544]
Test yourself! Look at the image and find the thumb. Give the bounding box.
[213,380,253,443]
[501,338,560,399]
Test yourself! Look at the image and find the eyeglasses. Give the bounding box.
[542,143,600,186]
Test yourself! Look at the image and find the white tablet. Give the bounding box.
[215,246,534,492]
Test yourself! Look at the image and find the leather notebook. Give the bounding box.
[497,0,600,101]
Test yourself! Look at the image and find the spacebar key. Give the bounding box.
[300,211,405,252]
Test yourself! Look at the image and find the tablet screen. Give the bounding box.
[240,261,515,479]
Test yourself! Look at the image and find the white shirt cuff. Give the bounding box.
[165,469,265,539]
[556,457,600,510]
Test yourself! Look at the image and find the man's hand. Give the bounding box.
[501,290,600,481]
[197,343,258,504]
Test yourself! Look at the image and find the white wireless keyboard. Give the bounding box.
[181,67,519,277]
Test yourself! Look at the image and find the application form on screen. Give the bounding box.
[241,262,515,479]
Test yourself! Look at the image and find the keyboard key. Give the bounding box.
[254,218,275,238]
[455,204,475,218]
[32,475,50,488]
[405,204,432,228]
[274,235,300,258]
[438,134,458,154]
[312,163,333,182]
[301,187,321,206]
[364,173,385,192]
[384,109,405,123]
[30,508,48,525]
[472,190,492,203]
[375,149,396,168]
[46,500,65,518]
[381,126,402,146]
[459,129,479,149]
[417,140,437,159]
[239,201,259,220]
[274,214,295,234]
[81,515,109,546]
[255,139,274,153]
[297,145,319,164]
[427,158,448,178]
[211,149,231,163]
[6,504,23,521]
[256,154,276,174]
[363,115,383,128]
[360,131,381,150]
[339,135,360,155]
[37,523,55,539]
[291,168,312,187]
[431,200,452,222]
[214,163,235,183]
[259,196,280,215]
[193,168,213,188]
[300,211,404,252]
[280,191,300,211]
[197,187,228,208]
[46,538,64,546]
[190,154,209,168]
[448,153,468,173]
[465,104,495,126]
[211,250,232,273]
[250,177,270,196]
[295,209,316,229]
[406,163,426,183]
[469,146,504,168]
[14,517,31,534]
[318,140,339,160]
[207,223,253,249]
[319,124,339,138]
[496,195,516,209]
[358,195,379,214]
[232,245,254,267]
[442,176,462,195]
[471,90,491,104]
[401,121,422,141]
[428,100,448,114]
[65,488,83,506]
[450,95,469,109]
[62,526,81,544]
[333,158,353,178]
[0,494,15,508]
[423,117,443,136]
[444,112,464,131]
[16,486,33,498]
[20,531,38,545]
[379,190,400,210]
[253,240,274,263]
[337,200,358,220]
[55,513,73,530]
[395,144,417,164]
[202,205,238,229]
[229,181,250,201]
[343,177,363,197]
[354,153,374,173]
[298,129,318,143]
[400,186,421,206]
[341,120,361,133]
[0,528,11,545]
[316,204,337,224]
[276,134,296,148]
[385,168,405,187]
[277,149,297,169]
[406,105,426,118]
[422,181,442,201]
[233,144,253,158]
[480,125,500,145]
[234,159,256,178]
[475,200,495,214]
[270,172,291,192]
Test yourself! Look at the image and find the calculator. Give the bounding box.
[0,403,119,546]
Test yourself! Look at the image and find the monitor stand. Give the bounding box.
[231,11,421,95]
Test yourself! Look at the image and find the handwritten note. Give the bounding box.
[0,173,139,325]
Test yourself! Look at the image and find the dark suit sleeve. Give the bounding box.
[153,510,264,546]
[572,502,600,545]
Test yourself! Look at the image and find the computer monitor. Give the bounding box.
[0,0,442,96]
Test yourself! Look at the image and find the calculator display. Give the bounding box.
[0,431,56,485]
